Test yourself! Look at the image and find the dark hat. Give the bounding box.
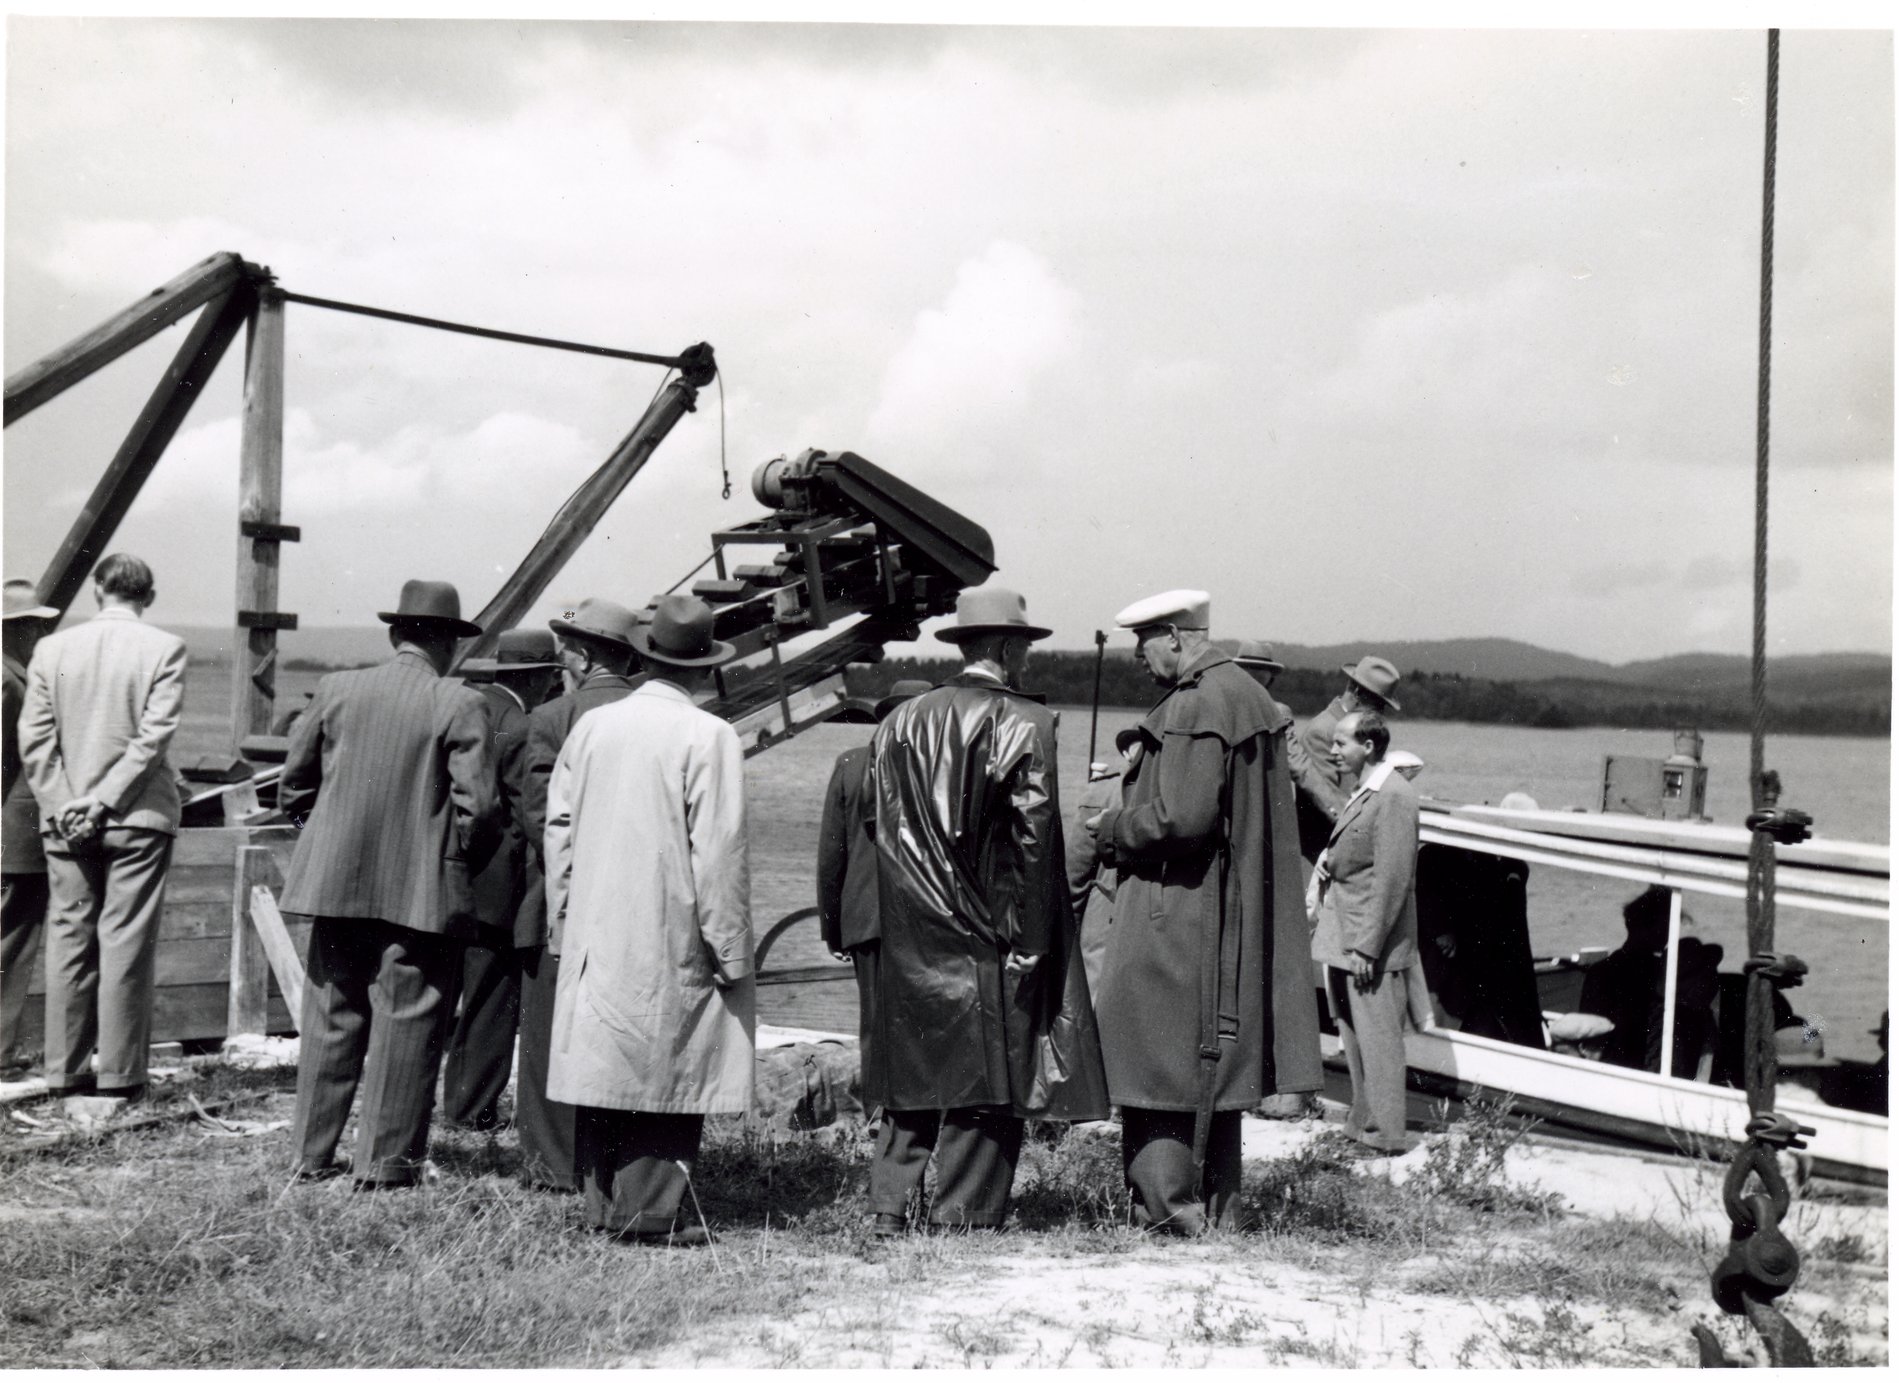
[462,628,563,676]
[2,579,57,622]
[632,594,736,668]
[1233,639,1284,674]
[933,586,1052,644]
[873,679,933,721]
[1342,655,1402,711]
[378,579,482,637]
[549,597,641,652]
[1114,726,1145,757]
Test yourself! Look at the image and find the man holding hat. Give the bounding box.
[1087,590,1321,1234]
[544,593,752,1245]
[280,579,503,1186]
[2,579,59,1075]
[440,630,565,1132]
[816,679,931,1093]
[515,596,644,1192]
[864,586,1107,1236]
[19,555,187,1116]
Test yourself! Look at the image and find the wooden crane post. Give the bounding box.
[232,287,297,743]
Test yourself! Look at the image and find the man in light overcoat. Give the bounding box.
[280,579,503,1186]
[2,580,59,1075]
[544,594,751,1246]
[18,555,187,1114]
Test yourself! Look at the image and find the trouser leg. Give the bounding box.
[92,829,171,1091]
[929,1104,1023,1227]
[851,944,883,1099]
[515,944,576,1189]
[41,845,107,1092]
[291,917,378,1173]
[869,1107,940,1220]
[1325,966,1370,1140]
[353,923,458,1184]
[442,931,521,1130]
[1121,1105,1241,1233]
[1,872,50,1067]
[574,1108,705,1234]
[1345,966,1411,1152]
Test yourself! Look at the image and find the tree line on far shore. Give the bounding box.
[841,653,1892,738]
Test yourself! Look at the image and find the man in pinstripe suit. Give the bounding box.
[281,580,503,1187]
[514,597,644,1191]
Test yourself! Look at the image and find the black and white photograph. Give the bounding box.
[0,7,1890,1369]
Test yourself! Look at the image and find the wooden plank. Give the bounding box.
[3,252,246,426]
[162,865,247,905]
[233,281,288,742]
[249,886,305,1018]
[10,984,295,1050]
[227,847,271,1037]
[35,283,256,613]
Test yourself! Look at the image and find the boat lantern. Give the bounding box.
[1600,727,1709,822]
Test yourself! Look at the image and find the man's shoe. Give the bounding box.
[870,1213,907,1239]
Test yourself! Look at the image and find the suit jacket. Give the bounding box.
[19,608,187,837]
[278,649,503,937]
[4,653,45,871]
[1312,762,1420,972]
[469,682,532,942]
[1298,695,1352,792]
[544,680,754,1114]
[522,670,639,953]
[816,744,878,953]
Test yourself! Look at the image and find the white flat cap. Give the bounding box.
[1114,589,1211,631]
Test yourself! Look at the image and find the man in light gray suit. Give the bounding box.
[17,555,187,1116]
[280,579,502,1187]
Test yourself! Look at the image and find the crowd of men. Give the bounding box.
[3,554,1431,1244]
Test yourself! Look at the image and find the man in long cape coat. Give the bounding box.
[865,586,1108,1234]
[1090,590,1321,1234]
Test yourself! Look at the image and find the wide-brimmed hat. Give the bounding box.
[1233,639,1284,674]
[1342,655,1402,711]
[2,579,57,622]
[633,593,735,668]
[378,579,482,637]
[462,629,563,676]
[1386,749,1425,781]
[549,597,641,651]
[873,679,933,721]
[933,586,1052,644]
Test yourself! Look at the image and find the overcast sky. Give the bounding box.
[4,19,1891,663]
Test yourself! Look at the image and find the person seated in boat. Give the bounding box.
[1576,885,1720,1078]
[1707,954,1816,1091]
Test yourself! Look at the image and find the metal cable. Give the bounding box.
[278,290,690,368]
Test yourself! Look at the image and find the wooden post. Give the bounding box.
[226,845,271,1039]
[35,283,256,614]
[4,252,248,426]
[233,287,295,744]
[1659,886,1683,1079]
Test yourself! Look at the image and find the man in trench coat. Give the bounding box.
[865,586,1108,1236]
[281,579,503,1186]
[1088,591,1321,1234]
[544,594,751,1246]
[514,597,644,1191]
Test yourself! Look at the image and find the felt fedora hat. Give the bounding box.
[1342,655,1402,711]
[548,597,641,651]
[633,593,735,668]
[873,678,933,721]
[2,579,57,622]
[932,586,1052,644]
[379,579,482,637]
[462,628,563,676]
[1233,639,1284,673]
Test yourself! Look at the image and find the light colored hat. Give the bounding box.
[549,597,641,651]
[462,629,563,676]
[2,579,57,622]
[933,586,1052,644]
[632,593,736,668]
[1386,749,1425,781]
[1114,589,1210,631]
[1233,639,1284,673]
[1342,655,1402,711]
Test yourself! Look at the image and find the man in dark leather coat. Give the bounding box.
[1088,591,1322,1234]
[865,587,1107,1235]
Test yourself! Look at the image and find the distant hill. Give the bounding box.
[177,625,391,668]
[1260,637,1617,683]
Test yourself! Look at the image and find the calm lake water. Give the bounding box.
[178,667,1890,1061]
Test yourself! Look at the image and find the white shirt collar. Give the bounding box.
[1346,760,1395,805]
[960,665,1007,685]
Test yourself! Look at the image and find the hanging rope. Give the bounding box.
[1700,30,1818,1370]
